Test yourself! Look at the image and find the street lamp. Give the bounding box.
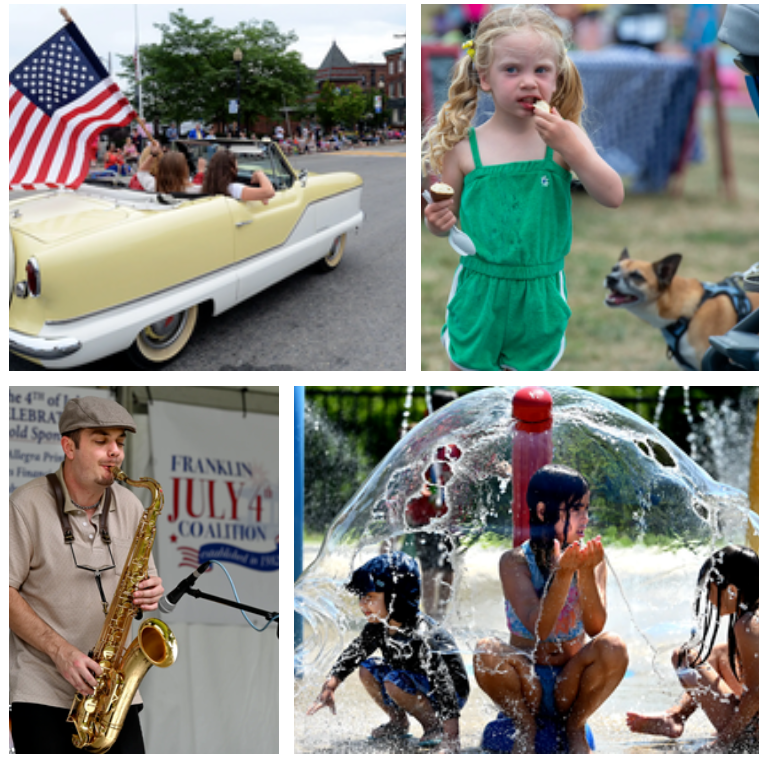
[233,48,243,133]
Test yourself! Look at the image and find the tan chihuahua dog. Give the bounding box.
[605,249,758,370]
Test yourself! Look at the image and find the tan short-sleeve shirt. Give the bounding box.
[9,464,157,708]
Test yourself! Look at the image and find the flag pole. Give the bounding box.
[58,6,157,149]
[135,4,143,119]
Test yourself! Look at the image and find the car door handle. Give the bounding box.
[236,220,253,228]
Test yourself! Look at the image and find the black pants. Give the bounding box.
[11,703,145,754]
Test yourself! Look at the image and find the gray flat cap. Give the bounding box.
[59,396,137,434]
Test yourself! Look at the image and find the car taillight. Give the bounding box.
[25,258,41,297]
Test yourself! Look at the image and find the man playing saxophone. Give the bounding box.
[9,397,164,753]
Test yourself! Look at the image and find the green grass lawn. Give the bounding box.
[421,110,759,371]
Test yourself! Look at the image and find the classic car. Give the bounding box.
[9,138,364,368]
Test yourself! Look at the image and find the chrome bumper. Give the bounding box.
[9,330,82,360]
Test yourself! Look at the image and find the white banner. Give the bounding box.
[148,401,279,628]
[9,387,112,494]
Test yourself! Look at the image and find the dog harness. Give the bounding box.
[662,277,753,370]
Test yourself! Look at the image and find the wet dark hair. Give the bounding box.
[527,464,590,577]
[684,544,759,679]
[346,551,421,625]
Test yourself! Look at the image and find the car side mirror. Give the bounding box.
[298,169,308,188]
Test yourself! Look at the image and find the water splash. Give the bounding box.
[295,386,753,752]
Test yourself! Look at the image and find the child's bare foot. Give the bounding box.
[418,725,443,748]
[370,719,410,740]
[566,726,592,755]
[626,711,684,739]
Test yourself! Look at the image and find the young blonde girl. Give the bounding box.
[422,5,623,372]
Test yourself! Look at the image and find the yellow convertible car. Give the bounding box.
[9,139,363,368]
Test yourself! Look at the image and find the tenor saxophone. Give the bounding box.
[67,467,177,753]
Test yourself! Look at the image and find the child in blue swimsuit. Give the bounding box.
[474,465,628,754]
[307,552,469,753]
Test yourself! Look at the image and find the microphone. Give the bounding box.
[158,562,211,614]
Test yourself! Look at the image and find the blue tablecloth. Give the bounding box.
[475,45,700,192]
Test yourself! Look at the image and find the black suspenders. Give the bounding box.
[45,472,112,545]
[46,473,114,613]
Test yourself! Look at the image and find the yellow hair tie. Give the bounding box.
[462,40,475,59]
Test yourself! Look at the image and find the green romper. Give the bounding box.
[441,128,573,371]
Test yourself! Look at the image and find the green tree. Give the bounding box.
[315,82,368,132]
[119,10,314,130]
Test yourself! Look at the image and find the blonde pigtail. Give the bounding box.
[421,55,480,177]
[551,56,585,129]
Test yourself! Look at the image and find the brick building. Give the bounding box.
[313,41,406,128]
[383,45,406,129]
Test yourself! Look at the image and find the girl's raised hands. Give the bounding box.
[554,539,582,572]
[579,536,604,569]
[553,537,604,572]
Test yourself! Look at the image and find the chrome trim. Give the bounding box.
[9,330,82,360]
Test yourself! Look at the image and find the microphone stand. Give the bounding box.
[186,587,279,636]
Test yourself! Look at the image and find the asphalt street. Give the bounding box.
[9,144,405,371]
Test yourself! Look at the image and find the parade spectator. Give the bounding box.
[105,144,128,175]
[192,157,207,186]
[228,122,245,139]
[188,123,206,140]
[166,122,179,142]
[122,136,138,167]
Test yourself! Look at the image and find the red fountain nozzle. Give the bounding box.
[512,387,554,547]
[512,387,553,432]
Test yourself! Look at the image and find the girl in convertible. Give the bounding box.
[202,149,275,203]
[474,464,628,754]
[627,545,758,753]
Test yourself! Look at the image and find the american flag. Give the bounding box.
[9,20,136,190]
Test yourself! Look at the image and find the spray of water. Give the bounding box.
[296,387,755,753]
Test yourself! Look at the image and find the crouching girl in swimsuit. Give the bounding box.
[627,545,758,753]
[475,465,628,754]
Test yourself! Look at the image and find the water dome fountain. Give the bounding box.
[295,386,756,754]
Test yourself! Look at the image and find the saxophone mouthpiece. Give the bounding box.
[111,466,127,481]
